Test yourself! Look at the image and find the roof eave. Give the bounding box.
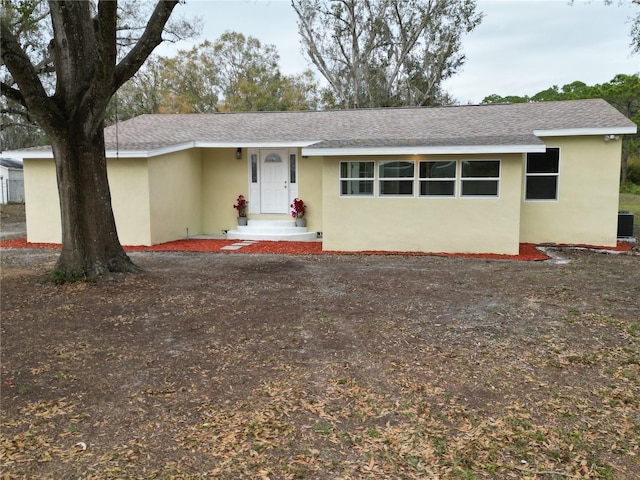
[105,140,321,158]
[534,126,638,137]
[301,144,547,157]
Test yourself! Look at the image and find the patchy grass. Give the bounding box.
[619,192,640,226]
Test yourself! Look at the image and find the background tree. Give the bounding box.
[482,74,640,183]
[104,54,168,121]
[598,74,640,183]
[1,0,193,280]
[291,0,482,108]
[107,32,320,122]
[0,0,51,150]
[632,0,640,54]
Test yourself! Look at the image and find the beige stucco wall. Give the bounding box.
[321,154,523,255]
[23,158,61,243]
[202,148,248,235]
[108,157,152,245]
[147,149,203,245]
[23,157,152,245]
[519,137,622,247]
[298,155,323,233]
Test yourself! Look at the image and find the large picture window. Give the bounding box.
[419,161,456,196]
[526,148,559,200]
[340,161,374,196]
[379,161,414,196]
[461,160,500,197]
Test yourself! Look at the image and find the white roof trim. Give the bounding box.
[301,144,546,157]
[2,149,53,159]
[194,141,320,149]
[106,141,197,158]
[534,126,638,137]
[8,140,322,160]
[109,140,321,158]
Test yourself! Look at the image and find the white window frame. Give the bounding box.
[419,160,457,198]
[378,160,415,197]
[460,160,501,198]
[339,161,375,196]
[525,147,560,202]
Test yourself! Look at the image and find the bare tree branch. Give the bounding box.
[0,18,60,125]
[114,0,180,91]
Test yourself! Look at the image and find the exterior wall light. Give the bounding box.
[604,134,620,142]
[236,147,242,159]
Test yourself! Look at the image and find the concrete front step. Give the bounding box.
[227,219,319,242]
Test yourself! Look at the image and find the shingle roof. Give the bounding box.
[101,98,636,153]
[7,99,637,158]
[0,158,23,169]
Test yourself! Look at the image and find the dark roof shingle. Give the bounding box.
[102,98,636,152]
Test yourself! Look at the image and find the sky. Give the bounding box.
[158,0,640,104]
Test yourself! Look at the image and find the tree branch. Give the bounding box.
[114,0,180,92]
[1,81,26,106]
[0,19,59,126]
[96,0,118,83]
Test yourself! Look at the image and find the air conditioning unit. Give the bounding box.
[617,211,634,238]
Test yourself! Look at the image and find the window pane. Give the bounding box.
[341,161,374,178]
[527,148,559,173]
[420,161,455,179]
[462,180,498,196]
[290,154,296,183]
[380,161,414,178]
[251,154,258,183]
[462,161,499,178]
[265,153,282,163]
[526,176,557,200]
[341,180,373,195]
[380,180,413,195]
[420,181,455,196]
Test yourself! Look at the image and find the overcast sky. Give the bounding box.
[161,0,639,104]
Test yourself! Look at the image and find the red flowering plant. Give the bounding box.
[290,198,306,219]
[233,195,248,217]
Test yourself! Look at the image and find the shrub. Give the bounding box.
[627,156,640,185]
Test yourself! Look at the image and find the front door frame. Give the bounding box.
[247,148,299,215]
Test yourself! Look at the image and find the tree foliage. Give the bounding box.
[632,0,640,54]
[291,0,482,109]
[1,0,199,150]
[0,0,51,150]
[482,74,640,183]
[106,32,320,123]
[1,0,193,280]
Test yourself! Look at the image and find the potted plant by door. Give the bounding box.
[290,198,307,227]
[233,194,248,226]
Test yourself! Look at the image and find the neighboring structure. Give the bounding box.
[6,99,637,254]
[0,158,25,204]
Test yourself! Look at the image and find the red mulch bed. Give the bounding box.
[0,237,633,261]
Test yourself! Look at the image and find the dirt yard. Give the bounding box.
[1,205,639,479]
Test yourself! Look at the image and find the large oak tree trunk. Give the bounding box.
[51,123,137,279]
[2,1,180,282]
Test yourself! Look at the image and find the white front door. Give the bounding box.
[260,149,289,214]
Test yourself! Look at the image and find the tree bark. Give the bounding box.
[2,1,180,282]
[51,122,138,279]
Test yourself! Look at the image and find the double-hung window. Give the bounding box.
[379,161,414,196]
[340,161,374,196]
[526,148,559,200]
[419,161,456,196]
[461,160,500,197]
